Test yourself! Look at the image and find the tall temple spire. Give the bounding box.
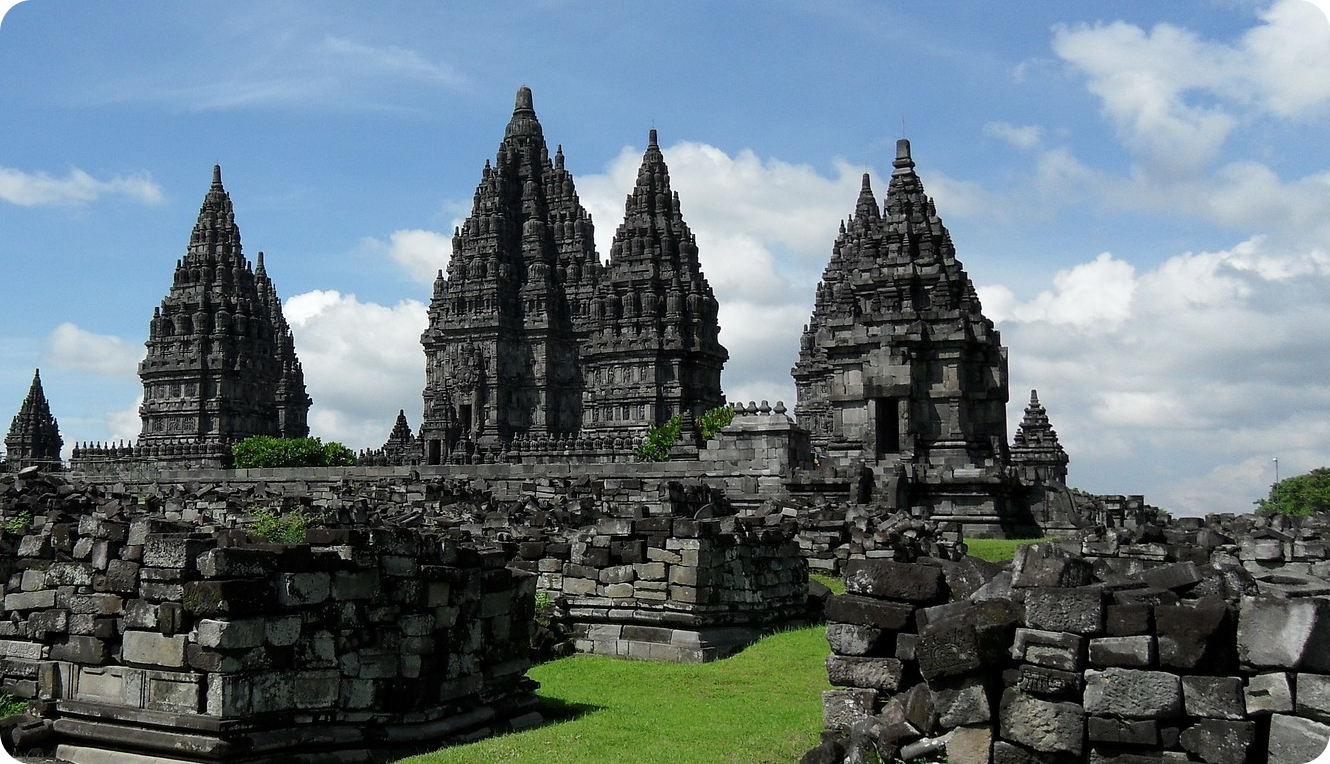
[137,166,311,466]
[5,369,63,470]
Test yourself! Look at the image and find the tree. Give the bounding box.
[1257,467,1330,517]
[232,436,357,469]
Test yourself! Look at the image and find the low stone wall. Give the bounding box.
[0,473,539,763]
[509,515,807,661]
[806,542,1330,764]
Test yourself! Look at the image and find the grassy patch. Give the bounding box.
[810,572,845,595]
[398,625,832,764]
[965,537,1051,562]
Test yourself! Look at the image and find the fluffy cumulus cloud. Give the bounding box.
[361,228,453,286]
[283,290,428,451]
[42,322,142,377]
[0,166,163,207]
[981,236,1330,516]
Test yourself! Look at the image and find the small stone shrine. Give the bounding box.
[3,369,63,471]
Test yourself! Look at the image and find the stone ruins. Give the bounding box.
[5,85,1322,763]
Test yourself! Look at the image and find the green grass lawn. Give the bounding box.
[398,624,832,764]
[964,537,1050,562]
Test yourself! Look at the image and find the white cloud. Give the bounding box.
[284,290,427,450]
[362,228,452,286]
[42,322,143,377]
[983,121,1044,151]
[320,37,466,88]
[987,236,1330,516]
[0,166,163,207]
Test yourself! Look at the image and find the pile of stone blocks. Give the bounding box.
[525,514,808,662]
[1,479,540,763]
[807,541,1330,764]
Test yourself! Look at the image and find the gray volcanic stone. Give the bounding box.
[1016,665,1081,700]
[825,594,914,631]
[1154,597,1234,672]
[844,560,946,603]
[826,656,904,693]
[945,725,992,764]
[1238,595,1330,670]
[1182,675,1245,720]
[823,688,877,730]
[1087,716,1158,746]
[1178,719,1255,764]
[1083,668,1182,719]
[1138,561,1203,592]
[1088,635,1155,667]
[1297,673,1330,724]
[826,623,885,656]
[1246,672,1294,714]
[1268,714,1330,764]
[1023,586,1103,634]
[998,688,1084,757]
[1011,543,1092,589]
[929,674,991,727]
[122,630,187,668]
[1012,628,1083,671]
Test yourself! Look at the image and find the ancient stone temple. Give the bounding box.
[1009,389,1069,484]
[4,369,63,470]
[580,129,727,433]
[419,88,726,463]
[793,140,1015,532]
[135,165,311,465]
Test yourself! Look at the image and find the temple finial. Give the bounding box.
[212,164,223,188]
[648,128,658,148]
[893,139,915,172]
[514,85,534,114]
[1030,389,1040,405]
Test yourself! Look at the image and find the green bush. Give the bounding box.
[247,506,313,544]
[697,405,735,440]
[232,436,357,469]
[1258,467,1330,516]
[3,511,31,536]
[635,405,734,462]
[0,692,27,720]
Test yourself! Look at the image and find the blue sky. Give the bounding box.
[2,0,1329,516]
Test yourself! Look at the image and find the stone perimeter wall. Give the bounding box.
[0,472,540,763]
[808,536,1330,764]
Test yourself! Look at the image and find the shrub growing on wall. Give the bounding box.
[232,436,357,469]
[635,405,734,462]
[1258,467,1330,516]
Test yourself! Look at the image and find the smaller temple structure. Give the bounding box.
[1009,389,1069,484]
[4,369,63,470]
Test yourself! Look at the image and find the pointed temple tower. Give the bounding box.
[419,88,727,463]
[580,129,727,433]
[1010,389,1069,484]
[793,140,1016,533]
[420,86,598,460]
[135,165,311,466]
[4,369,63,470]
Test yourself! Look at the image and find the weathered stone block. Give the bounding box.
[104,559,140,593]
[930,674,991,727]
[48,635,109,664]
[1245,671,1294,714]
[1023,586,1103,634]
[823,688,876,730]
[1087,716,1157,746]
[196,548,278,578]
[1297,673,1330,724]
[826,656,903,692]
[1088,635,1155,668]
[1268,714,1330,764]
[4,590,56,611]
[1012,628,1082,672]
[1083,668,1182,719]
[843,560,946,603]
[122,631,187,668]
[182,578,275,617]
[1155,597,1234,672]
[44,562,95,587]
[1016,665,1080,700]
[1138,561,1203,592]
[1238,595,1330,670]
[1011,543,1092,589]
[195,618,265,650]
[826,623,885,657]
[1105,603,1151,637]
[825,594,913,631]
[276,571,330,606]
[1182,675,1245,720]
[1178,719,1255,764]
[945,725,992,764]
[998,688,1084,757]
